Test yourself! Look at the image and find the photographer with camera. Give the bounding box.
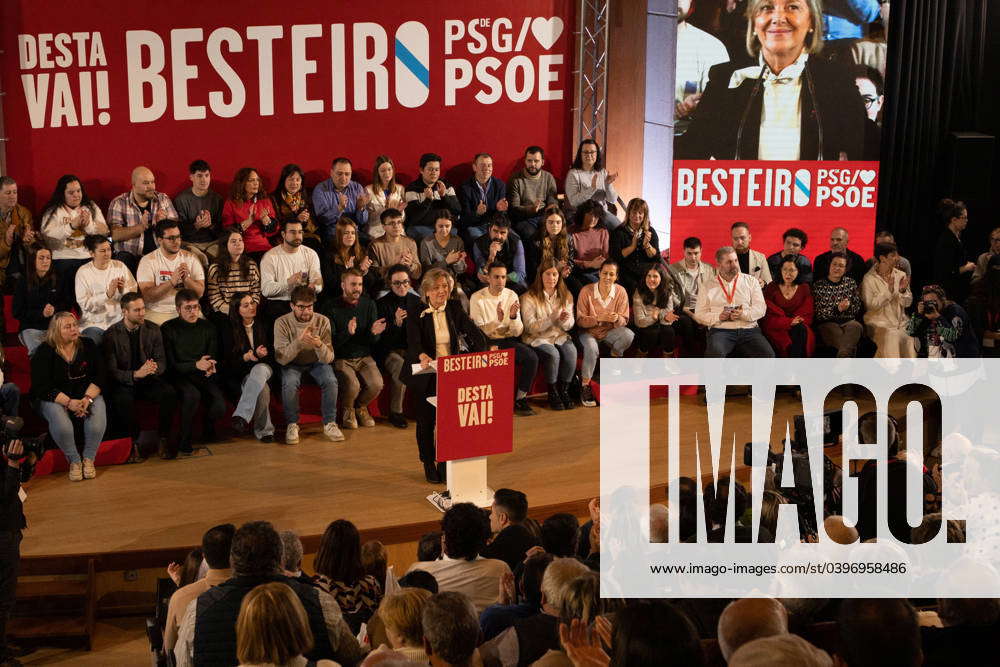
[0,437,29,667]
[906,284,979,358]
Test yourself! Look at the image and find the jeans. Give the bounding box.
[580,327,635,380]
[334,356,384,409]
[38,396,107,464]
[80,326,104,346]
[705,327,776,358]
[462,225,489,246]
[534,341,577,384]
[513,216,541,241]
[233,364,274,438]
[406,226,435,242]
[492,338,539,395]
[19,330,47,356]
[281,362,338,424]
[0,384,20,419]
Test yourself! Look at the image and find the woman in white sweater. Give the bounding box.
[564,139,621,229]
[521,259,577,410]
[74,234,137,344]
[862,242,916,358]
[364,155,407,239]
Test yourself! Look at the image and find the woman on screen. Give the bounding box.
[676,0,874,161]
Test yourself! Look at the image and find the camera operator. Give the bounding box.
[906,284,979,358]
[0,439,27,666]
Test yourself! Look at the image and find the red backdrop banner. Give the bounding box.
[670,160,880,260]
[436,349,514,462]
[0,1,574,209]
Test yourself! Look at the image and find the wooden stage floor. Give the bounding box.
[20,389,896,561]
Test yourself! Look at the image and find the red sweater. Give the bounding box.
[221,198,278,253]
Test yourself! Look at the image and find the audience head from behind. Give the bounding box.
[121,292,146,328]
[175,288,202,323]
[729,633,831,667]
[290,285,318,323]
[837,598,921,667]
[421,592,479,667]
[379,587,433,653]
[314,519,365,586]
[610,600,704,666]
[279,530,304,577]
[703,475,749,532]
[489,488,528,534]
[229,520,283,578]
[441,502,491,561]
[668,476,700,542]
[937,596,1000,628]
[541,513,579,557]
[417,531,442,562]
[155,218,183,258]
[540,557,590,617]
[236,582,315,667]
[361,540,389,589]
[203,523,237,572]
[520,552,554,610]
[398,570,439,594]
[717,597,788,661]
[911,513,965,545]
[649,504,669,543]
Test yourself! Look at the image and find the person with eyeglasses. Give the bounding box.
[565,139,621,230]
[368,209,422,288]
[376,265,421,429]
[136,219,206,325]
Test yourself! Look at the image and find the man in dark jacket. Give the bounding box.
[103,291,176,462]
[0,440,27,666]
[173,521,366,667]
[481,489,540,572]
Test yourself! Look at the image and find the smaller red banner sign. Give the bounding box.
[436,349,514,461]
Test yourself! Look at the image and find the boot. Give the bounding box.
[437,462,447,486]
[548,386,565,410]
[424,462,442,484]
[558,381,576,409]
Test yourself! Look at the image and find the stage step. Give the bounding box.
[11,559,96,650]
[7,615,90,646]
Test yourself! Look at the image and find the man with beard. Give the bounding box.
[260,219,322,323]
[108,166,179,274]
[473,214,528,295]
[323,269,386,430]
[695,246,773,358]
[730,222,772,286]
[507,146,559,240]
[813,227,867,286]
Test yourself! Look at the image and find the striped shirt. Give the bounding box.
[206,260,262,315]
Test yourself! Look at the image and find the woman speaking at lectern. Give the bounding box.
[675,0,874,161]
[403,268,487,485]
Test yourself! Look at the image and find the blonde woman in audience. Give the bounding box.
[235,582,338,667]
[521,259,577,410]
[862,242,916,358]
[371,588,433,663]
[365,155,408,239]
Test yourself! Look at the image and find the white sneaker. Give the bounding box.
[323,422,345,442]
[68,462,83,482]
[285,423,300,445]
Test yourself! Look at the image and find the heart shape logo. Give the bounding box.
[858,169,876,185]
[532,17,564,50]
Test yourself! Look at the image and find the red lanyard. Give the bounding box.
[717,276,738,304]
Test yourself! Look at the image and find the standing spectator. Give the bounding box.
[223,293,276,442]
[136,220,206,325]
[221,167,278,261]
[161,290,227,455]
[274,286,343,444]
[972,227,1000,283]
[529,206,579,296]
[271,163,322,254]
[520,260,578,411]
[812,252,864,357]
[862,242,915,358]
[205,230,262,320]
[470,263,539,417]
[363,155,407,240]
[610,198,661,295]
[730,222,772,285]
[13,246,65,355]
[576,261,634,407]
[458,153,509,243]
[418,210,469,300]
[376,265,421,429]
[0,176,38,288]
[633,264,684,356]
[472,214,527,294]
[322,219,375,305]
[75,234,137,345]
[761,257,815,357]
[403,269,487,484]
[507,146,559,240]
[106,166,177,274]
[260,219,323,323]
[403,153,461,241]
[907,285,979,358]
[695,246,774,359]
[312,157,371,242]
[570,201,610,287]
[967,254,1000,357]
[39,174,110,304]
[565,139,621,229]
[932,198,977,305]
[369,210,422,283]
[313,519,383,634]
[30,312,107,482]
[813,227,867,286]
[766,228,813,284]
[173,159,224,268]
[324,270,386,430]
[102,292,175,462]
[481,489,541,572]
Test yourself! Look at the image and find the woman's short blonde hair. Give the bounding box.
[378,587,433,647]
[236,582,314,665]
[45,311,79,350]
[745,0,824,58]
[419,268,454,302]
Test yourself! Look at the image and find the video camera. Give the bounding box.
[1,416,46,462]
[922,299,938,315]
